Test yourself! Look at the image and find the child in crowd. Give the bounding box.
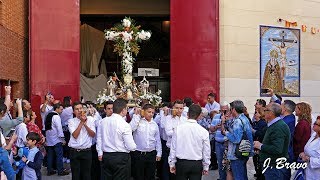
[21,132,44,180]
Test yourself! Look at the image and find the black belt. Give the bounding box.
[177,158,202,162]
[70,147,91,152]
[135,150,156,155]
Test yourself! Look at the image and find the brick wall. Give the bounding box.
[0,0,28,99]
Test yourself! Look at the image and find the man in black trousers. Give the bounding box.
[169,104,211,180]
[96,98,136,179]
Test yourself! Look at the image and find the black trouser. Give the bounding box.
[63,129,71,159]
[91,144,101,180]
[253,154,265,180]
[176,159,202,180]
[70,148,92,180]
[101,152,131,180]
[132,150,157,180]
[210,140,218,168]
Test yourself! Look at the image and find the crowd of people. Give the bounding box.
[0,85,320,180]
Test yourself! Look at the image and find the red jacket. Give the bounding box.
[293,119,311,159]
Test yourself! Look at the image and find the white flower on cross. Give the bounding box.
[104,17,151,77]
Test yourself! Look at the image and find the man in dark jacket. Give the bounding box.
[254,103,290,180]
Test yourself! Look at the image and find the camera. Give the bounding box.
[261,88,269,93]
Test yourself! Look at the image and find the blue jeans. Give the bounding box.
[47,142,64,174]
[215,141,226,180]
[264,167,290,180]
[230,158,249,180]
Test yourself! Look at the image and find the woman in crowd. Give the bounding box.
[26,111,45,145]
[299,116,320,179]
[293,102,312,160]
[252,107,267,180]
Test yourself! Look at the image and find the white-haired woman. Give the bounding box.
[299,116,320,180]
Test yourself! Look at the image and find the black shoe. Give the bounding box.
[58,170,69,176]
[47,170,57,176]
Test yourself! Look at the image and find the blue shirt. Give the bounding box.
[224,113,254,160]
[211,114,225,143]
[267,117,281,127]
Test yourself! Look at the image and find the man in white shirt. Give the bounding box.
[68,101,96,180]
[205,93,220,113]
[40,93,54,133]
[163,100,187,179]
[96,98,136,179]
[45,103,69,176]
[130,104,162,180]
[169,104,211,180]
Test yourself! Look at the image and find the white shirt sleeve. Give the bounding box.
[68,118,76,135]
[53,115,64,138]
[122,123,136,151]
[96,121,103,156]
[165,116,174,137]
[202,132,211,171]
[129,114,141,132]
[155,124,162,157]
[168,129,177,168]
[0,133,6,147]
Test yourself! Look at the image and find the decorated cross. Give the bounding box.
[104,17,151,85]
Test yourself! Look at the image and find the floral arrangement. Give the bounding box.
[105,17,151,75]
[96,89,117,105]
[139,90,162,107]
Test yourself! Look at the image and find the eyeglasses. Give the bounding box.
[264,109,271,112]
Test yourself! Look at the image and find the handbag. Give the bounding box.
[235,118,251,159]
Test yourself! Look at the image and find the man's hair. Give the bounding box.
[53,102,62,111]
[0,103,7,115]
[23,110,31,119]
[256,99,266,107]
[208,93,216,98]
[104,100,114,109]
[142,103,155,110]
[173,100,183,106]
[0,97,5,104]
[113,98,128,114]
[72,101,83,111]
[183,97,193,107]
[283,100,296,113]
[188,104,202,119]
[220,101,230,109]
[269,103,282,117]
[275,94,282,102]
[230,100,245,114]
[63,96,72,107]
[26,132,41,143]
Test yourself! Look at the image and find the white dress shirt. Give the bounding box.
[92,112,103,145]
[169,119,211,171]
[164,115,187,148]
[60,106,73,127]
[182,107,189,118]
[40,104,53,131]
[205,101,220,113]
[68,116,96,149]
[96,113,136,156]
[15,123,28,148]
[46,112,64,146]
[154,110,168,141]
[304,132,320,180]
[130,114,162,157]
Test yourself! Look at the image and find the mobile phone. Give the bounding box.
[222,110,227,115]
[261,88,268,93]
[7,79,11,86]
[5,129,15,139]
